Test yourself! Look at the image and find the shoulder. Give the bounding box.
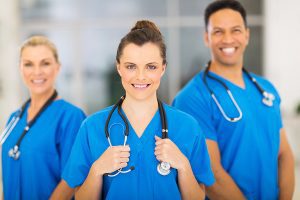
[81,105,114,127]
[164,104,203,135]
[173,71,210,105]
[165,104,198,123]
[54,99,85,114]
[250,72,281,98]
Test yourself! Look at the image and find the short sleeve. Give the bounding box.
[189,127,215,186]
[172,82,218,141]
[58,109,86,174]
[62,120,93,188]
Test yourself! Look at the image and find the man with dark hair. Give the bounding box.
[173,0,295,199]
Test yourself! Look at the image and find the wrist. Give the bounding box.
[177,156,191,173]
[90,163,105,177]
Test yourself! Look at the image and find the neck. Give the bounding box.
[29,89,56,111]
[122,95,158,117]
[209,61,244,87]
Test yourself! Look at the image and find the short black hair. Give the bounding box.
[204,0,247,30]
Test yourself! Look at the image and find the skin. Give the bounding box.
[75,42,205,200]
[20,45,75,200]
[204,8,249,88]
[204,8,294,200]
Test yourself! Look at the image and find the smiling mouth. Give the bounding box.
[31,79,46,84]
[220,47,236,55]
[132,84,150,89]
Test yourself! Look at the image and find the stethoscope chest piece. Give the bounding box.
[157,161,171,176]
[8,145,20,160]
[262,92,275,107]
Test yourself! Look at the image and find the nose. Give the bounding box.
[33,66,42,75]
[136,68,146,80]
[222,32,234,43]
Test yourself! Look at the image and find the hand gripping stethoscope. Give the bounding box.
[104,96,171,177]
[0,90,58,160]
[202,61,275,122]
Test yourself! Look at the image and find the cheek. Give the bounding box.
[150,73,163,83]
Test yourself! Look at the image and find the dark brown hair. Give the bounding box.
[205,0,247,30]
[116,20,166,65]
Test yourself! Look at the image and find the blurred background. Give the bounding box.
[0,0,299,198]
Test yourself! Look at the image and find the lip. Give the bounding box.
[131,84,150,89]
[220,47,237,56]
[31,79,46,85]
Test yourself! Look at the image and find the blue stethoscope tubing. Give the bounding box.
[203,62,275,122]
[104,95,171,176]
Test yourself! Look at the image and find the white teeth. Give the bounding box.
[32,79,45,84]
[222,47,235,54]
[133,84,148,88]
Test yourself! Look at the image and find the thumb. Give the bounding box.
[155,135,162,141]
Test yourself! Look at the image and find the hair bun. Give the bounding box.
[131,20,161,35]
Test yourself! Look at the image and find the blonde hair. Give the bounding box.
[20,35,60,63]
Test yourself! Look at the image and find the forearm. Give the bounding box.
[206,169,246,200]
[75,164,103,200]
[49,180,74,200]
[278,148,295,200]
[178,158,205,200]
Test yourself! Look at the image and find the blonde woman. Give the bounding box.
[1,36,85,200]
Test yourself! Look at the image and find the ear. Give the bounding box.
[160,63,166,77]
[245,28,250,46]
[116,62,122,77]
[57,63,61,73]
[204,31,209,47]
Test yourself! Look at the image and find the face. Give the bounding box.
[205,9,250,67]
[117,42,166,101]
[20,45,60,97]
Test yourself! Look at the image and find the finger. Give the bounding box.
[119,157,129,163]
[119,162,128,168]
[112,145,130,152]
[155,135,162,141]
[120,151,130,158]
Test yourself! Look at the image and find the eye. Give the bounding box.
[233,28,242,34]
[147,65,157,70]
[23,62,33,67]
[125,64,136,70]
[212,30,223,36]
[41,61,51,66]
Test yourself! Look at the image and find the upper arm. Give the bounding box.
[278,128,294,159]
[206,139,224,177]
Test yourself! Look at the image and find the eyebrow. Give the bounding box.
[146,62,159,65]
[22,58,53,62]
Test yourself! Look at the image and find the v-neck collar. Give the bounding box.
[120,107,160,147]
[207,70,249,91]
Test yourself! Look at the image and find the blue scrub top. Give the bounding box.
[2,99,86,200]
[63,103,215,200]
[173,70,282,200]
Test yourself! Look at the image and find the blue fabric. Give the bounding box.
[63,103,215,200]
[173,70,282,200]
[2,99,86,200]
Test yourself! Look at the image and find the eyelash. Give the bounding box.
[147,65,157,70]
[126,65,136,70]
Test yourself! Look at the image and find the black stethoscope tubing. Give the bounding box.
[203,61,275,122]
[8,90,58,160]
[104,95,170,176]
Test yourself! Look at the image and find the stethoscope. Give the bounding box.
[0,90,58,160]
[104,96,171,177]
[202,61,275,122]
